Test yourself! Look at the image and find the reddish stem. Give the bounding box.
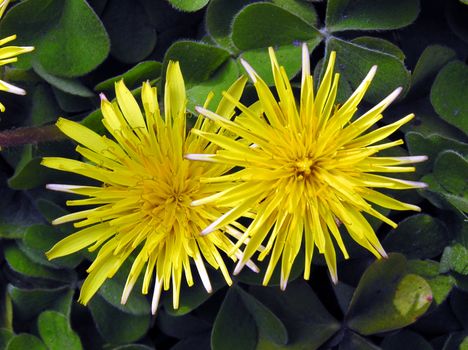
[0,125,64,148]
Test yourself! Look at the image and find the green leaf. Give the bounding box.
[402,98,467,140]
[166,0,210,12]
[8,144,53,190]
[421,151,468,214]
[430,61,468,134]
[163,271,226,316]
[419,174,460,212]
[0,178,42,239]
[325,0,420,32]
[4,244,74,283]
[157,310,211,339]
[37,311,82,350]
[0,0,110,77]
[271,0,318,26]
[8,285,73,321]
[232,3,321,50]
[405,132,468,176]
[97,279,150,316]
[434,151,468,197]
[7,141,76,191]
[35,199,70,230]
[211,288,257,350]
[446,0,468,44]
[451,289,468,329]
[21,224,82,269]
[162,41,230,86]
[383,214,449,259]
[251,281,340,350]
[172,333,211,350]
[186,59,240,112]
[236,246,304,287]
[326,37,411,103]
[352,36,405,61]
[381,330,432,350]
[102,0,157,63]
[441,332,468,350]
[95,61,162,92]
[407,260,456,305]
[333,282,355,314]
[347,253,432,335]
[0,329,14,350]
[410,45,456,98]
[5,334,47,350]
[52,89,94,113]
[205,0,254,51]
[0,276,13,331]
[338,331,380,350]
[30,85,62,126]
[8,156,48,190]
[32,61,94,97]
[237,287,288,345]
[88,292,150,344]
[440,244,468,275]
[110,345,154,350]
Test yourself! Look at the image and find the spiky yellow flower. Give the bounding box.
[188,44,427,289]
[42,62,252,314]
[0,0,34,112]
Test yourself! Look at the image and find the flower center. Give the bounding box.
[140,172,199,219]
[294,158,315,180]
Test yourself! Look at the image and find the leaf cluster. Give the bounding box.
[0,0,467,349]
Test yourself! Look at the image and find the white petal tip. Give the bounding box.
[246,260,260,273]
[184,153,215,162]
[190,198,206,207]
[330,273,338,285]
[233,260,246,276]
[120,289,132,305]
[99,93,108,102]
[280,277,288,291]
[240,58,257,83]
[301,43,310,76]
[151,277,163,316]
[404,179,428,188]
[414,155,428,162]
[121,279,137,305]
[388,86,403,101]
[200,227,213,236]
[377,246,389,258]
[195,105,207,115]
[368,65,378,77]
[2,81,26,95]
[46,184,80,192]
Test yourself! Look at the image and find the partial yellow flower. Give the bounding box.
[0,0,11,18]
[42,62,252,314]
[188,44,427,289]
[0,0,34,111]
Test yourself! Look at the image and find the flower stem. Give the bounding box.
[0,125,64,148]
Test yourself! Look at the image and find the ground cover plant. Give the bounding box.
[0,0,467,349]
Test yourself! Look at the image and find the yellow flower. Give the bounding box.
[42,62,252,314]
[0,0,34,112]
[188,44,427,289]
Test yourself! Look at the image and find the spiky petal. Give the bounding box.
[190,45,426,286]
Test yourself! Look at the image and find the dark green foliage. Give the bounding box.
[0,0,467,349]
